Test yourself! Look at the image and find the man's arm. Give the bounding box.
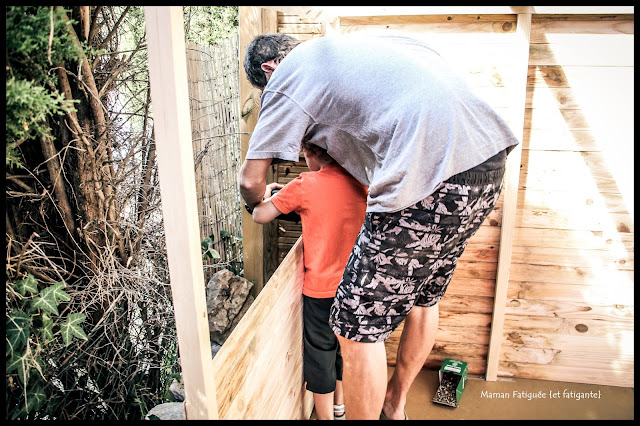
[239,158,272,208]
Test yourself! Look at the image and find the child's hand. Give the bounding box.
[264,182,284,199]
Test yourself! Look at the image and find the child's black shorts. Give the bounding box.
[330,171,504,343]
[303,295,343,394]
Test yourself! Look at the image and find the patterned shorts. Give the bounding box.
[329,176,503,343]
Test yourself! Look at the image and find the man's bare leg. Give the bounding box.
[382,303,440,419]
[336,336,388,420]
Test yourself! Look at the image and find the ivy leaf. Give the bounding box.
[60,313,88,346]
[13,382,47,418]
[204,248,221,260]
[6,311,31,356]
[30,282,70,315]
[30,292,59,315]
[40,313,54,343]
[14,274,38,296]
[6,350,31,384]
[26,383,47,414]
[41,281,71,304]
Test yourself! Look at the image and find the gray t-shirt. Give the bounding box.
[246,32,519,212]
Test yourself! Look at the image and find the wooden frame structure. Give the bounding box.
[145,6,633,419]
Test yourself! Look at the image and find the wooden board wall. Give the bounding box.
[274,11,634,388]
[212,237,314,419]
[500,14,634,387]
[336,13,521,377]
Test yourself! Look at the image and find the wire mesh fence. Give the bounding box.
[186,36,244,282]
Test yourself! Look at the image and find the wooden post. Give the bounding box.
[144,6,218,419]
[485,13,532,381]
[239,6,278,297]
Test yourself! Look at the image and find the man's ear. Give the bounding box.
[260,61,277,74]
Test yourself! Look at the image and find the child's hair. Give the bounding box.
[302,140,334,163]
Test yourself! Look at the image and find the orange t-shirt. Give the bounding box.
[271,163,367,298]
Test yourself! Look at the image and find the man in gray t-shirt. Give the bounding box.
[240,33,519,420]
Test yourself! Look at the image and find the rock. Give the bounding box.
[145,402,184,420]
[206,269,254,345]
[211,341,222,359]
[169,378,185,402]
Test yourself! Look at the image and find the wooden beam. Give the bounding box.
[269,6,634,17]
[239,7,279,296]
[144,6,218,419]
[321,16,341,36]
[485,13,532,382]
[262,5,339,22]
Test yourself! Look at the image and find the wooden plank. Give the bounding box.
[341,14,517,25]
[499,345,634,371]
[529,18,633,43]
[144,6,218,420]
[486,13,531,382]
[527,65,634,88]
[507,281,634,305]
[528,38,634,66]
[512,227,633,252]
[501,327,634,355]
[498,362,633,388]
[509,245,633,270]
[212,238,314,419]
[274,6,634,17]
[518,152,633,202]
[504,299,633,322]
[509,262,633,287]
[503,314,633,334]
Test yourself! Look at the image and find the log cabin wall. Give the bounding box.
[271,11,633,387]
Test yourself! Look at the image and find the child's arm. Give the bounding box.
[252,182,284,224]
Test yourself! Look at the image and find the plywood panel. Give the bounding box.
[212,238,314,419]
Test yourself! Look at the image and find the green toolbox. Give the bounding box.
[432,358,468,407]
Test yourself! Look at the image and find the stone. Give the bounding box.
[145,402,184,420]
[206,269,254,345]
[169,378,185,402]
[211,341,222,359]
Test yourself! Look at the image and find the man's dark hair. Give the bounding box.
[244,33,302,89]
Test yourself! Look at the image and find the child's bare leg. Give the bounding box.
[314,391,335,420]
[334,380,345,417]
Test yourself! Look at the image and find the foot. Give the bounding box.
[380,404,408,420]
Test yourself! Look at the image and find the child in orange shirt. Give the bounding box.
[252,140,367,420]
